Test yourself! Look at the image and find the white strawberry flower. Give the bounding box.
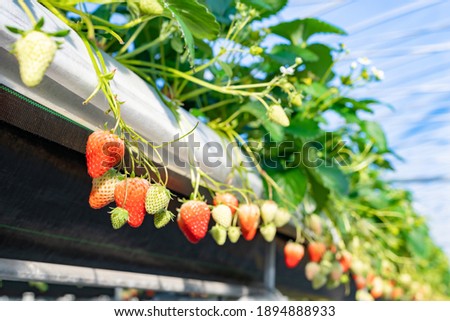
[280,66,295,75]
[371,66,385,80]
[357,57,372,65]
[350,61,358,69]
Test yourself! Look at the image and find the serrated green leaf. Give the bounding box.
[164,0,219,67]
[362,121,388,153]
[271,18,347,45]
[303,44,334,81]
[313,163,349,196]
[269,44,318,66]
[267,168,307,205]
[286,117,322,140]
[241,0,288,19]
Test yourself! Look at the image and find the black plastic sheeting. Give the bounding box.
[0,86,353,299]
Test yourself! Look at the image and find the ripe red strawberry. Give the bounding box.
[238,204,260,241]
[370,276,384,299]
[212,204,232,228]
[114,178,150,228]
[284,241,305,268]
[213,193,239,215]
[338,250,352,273]
[177,214,200,243]
[178,200,211,243]
[89,170,119,209]
[353,274,367,290]
[392,287,404,300]
[307,242,326,263]
[86,130,125,178]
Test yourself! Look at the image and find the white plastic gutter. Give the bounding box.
[0,0,263,196]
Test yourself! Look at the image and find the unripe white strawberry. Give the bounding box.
[274,207,291,227]
[154,210,175,229]
[307,214,322,235]
[13,30,57,87]
[260,200,277,223]
[210,224,227,246]
[139,0,164,15]
[267,104,290,127]
[212,204,232,228]
[227,226,241,243]
[145,184,171,214]
[305,262,321,281]
[260,223,277,242]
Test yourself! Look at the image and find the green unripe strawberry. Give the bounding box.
[154,210,175,229]
[305,262,321,281]
[307,214,322,236]
[274,208,291,227]
[260,200,277,223]
[13,30,57,87]
[212,204,233,228]
[139,0,164,15]
[210,224,227,246]
[267,104,290,127]
[227,226,241,243]
[260,223,277,242]
[312,271,327,290]
[110,207,129,230]
[145,184,171,215]
[330,261,343,281]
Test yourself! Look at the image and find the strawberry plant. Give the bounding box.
[6,0,450,300]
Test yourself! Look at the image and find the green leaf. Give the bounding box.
[241,0,288,19]
[285,117,322,140]
[405,225,431,259]
[240,102,284,141]
[306,169,330,211]
[6,26,24,35]
[269,44,318,66]
[303,44,334,81]
[271,18,347,45]
[164,0,219,67]
[34,17,45,30]
[313,163,349,196]
[362,121,388,153]
[218,60,233,79]
[267,168,307,205]
[202,0,234,24]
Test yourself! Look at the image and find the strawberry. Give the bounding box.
[305,262,321,280]
[86,130,125,178]
[330,262,343,281]
[307,242,326,263]
[139,0,164,15]
[154,210,175,229]
[242,227,258,241]
[267,104,290,127]
[370,276,383,299]
[307,214,322,236]
[210,225,227,246]
[114,178,150,228]
[338,250,352,273]
[284,241,305,268]
[353,275,367,290]
[177,214,200,244]
[238,204,260,241]
[391,287,404,300]
[274,207,291,227]
[13,30,57,87]
[212,204,232,228]
[213,193,239,215]
[110,207,128,230]
[260,200,278,223]
[178,200,211,243]
[356,289,374,301]
[260,223,277,242]
[89,170,119,209]
[145,184,171,215]
[227,226,241,243]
